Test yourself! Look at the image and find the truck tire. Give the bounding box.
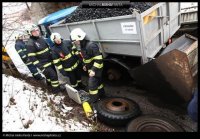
[94,97,141,127]
[126,115,184,132]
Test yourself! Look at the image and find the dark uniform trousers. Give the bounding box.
[88,75,105,99]
[81,41,105,102]
[51,40,84,90]
[66,63,82,90]
[26,62,43,80]
[43,65,60,92]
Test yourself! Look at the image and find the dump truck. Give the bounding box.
[49,2,198,103]
[175,5,198,37]
[37,6,78,47]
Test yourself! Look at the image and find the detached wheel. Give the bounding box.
[126,115,184,132]
[107,68,121,81]
[95,97,141,127]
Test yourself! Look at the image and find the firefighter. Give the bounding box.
[25,24,65,94]
[50,32,85,90]
[14,31,43,80]
[70,28,105,103]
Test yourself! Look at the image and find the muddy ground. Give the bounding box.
[6,70,197,132]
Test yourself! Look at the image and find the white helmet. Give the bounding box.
[50,33,62,42]
[25,24,39,35]
[15,31,24,40]
[70,28,86,41]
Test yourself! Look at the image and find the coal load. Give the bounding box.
[65,2,155,23]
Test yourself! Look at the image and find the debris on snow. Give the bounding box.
[2,74,92,132]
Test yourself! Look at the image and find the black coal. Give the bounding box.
[64,2,155,23]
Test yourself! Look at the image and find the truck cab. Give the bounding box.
[37,6,78,47]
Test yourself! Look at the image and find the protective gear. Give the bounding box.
[15,39,43,80]
[78,83,87,91]
[70,28,86,41]
[81,42,103,77]
[89,70,95,77]
[26,35,62,93]
[25,24,39,35]
[80,39,105,101]
[83,65,87,71]
[88,76,105,101]
[15,40,29,63]
[50,33,62,42]
[15,32,24,40]
[89,93,100,104]
[42,65,61,93]
[66,65,82,90]
[59,84,66,92]
[51,39,84,90]
[26,36,52,71]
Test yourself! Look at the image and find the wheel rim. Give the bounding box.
[135,121,175,132]
[105,98,129,112]
[127,115,184,132]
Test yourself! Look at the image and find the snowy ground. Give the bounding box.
[2,74,93,132]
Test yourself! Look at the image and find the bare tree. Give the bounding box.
[2,2,31,49]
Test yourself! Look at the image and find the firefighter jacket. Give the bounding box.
[51,40,80,72]
[15,40,29,62]
[80,41,104,77]
[26,36,53,70]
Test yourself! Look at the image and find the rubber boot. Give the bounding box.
[45,79,51,86]
[99,88,106,99]
[72,86,79,91]
[60,84,66,92]
[89,93,100,104]
[33,74,44,80]
[52,86,62,94]
[78,83,87,90]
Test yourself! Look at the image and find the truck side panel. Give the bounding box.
[50,2,181,63]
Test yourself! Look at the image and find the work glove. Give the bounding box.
[89,70,95,77]
[83,65,87,71]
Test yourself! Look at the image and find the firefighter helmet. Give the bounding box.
[25,24,39,35]
[15,31,24,40]
[50,32,62,42]
[70,28,86,41]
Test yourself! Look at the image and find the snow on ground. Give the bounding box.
[2,74,92,132]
